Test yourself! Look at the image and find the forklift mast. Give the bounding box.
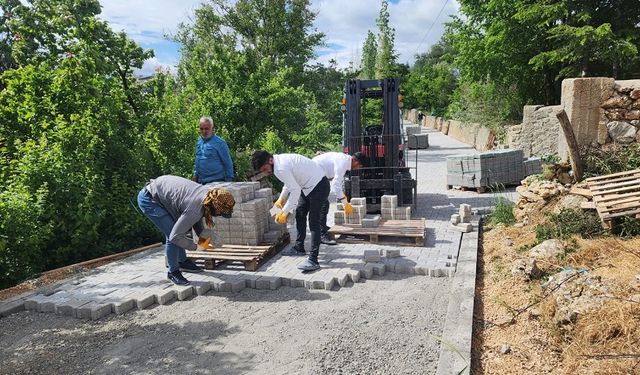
[342,78,417,212]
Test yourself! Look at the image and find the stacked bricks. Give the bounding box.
[446,149,525,189]
[206,182,287,246]
[523,157,543,177]
[334,197,367,225]
[381,195,412,220]
[451,204,473,233]
[405,124,429,149]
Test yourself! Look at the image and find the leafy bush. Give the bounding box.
[488,197,516,226]
[535,209,605,243]
[581,143,640,177]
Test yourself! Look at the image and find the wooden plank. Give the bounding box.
[599,201,640,213]
[580,201,596,209]
[589,178,640,191]
[585,169,640,182]
[593,191,640,203]
[592,185,640,196]
[570,187,593,198]
[587,174,640,187]
[602,208,640,219]
[598,196,640,208]
[556,109,584,182]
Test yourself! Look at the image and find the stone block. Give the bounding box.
[364,250,382,262]
[381,195,398,208]
[334,211,345,225]
[381,208,395,220]
[394,206,411,220]
[450,214,461,225]
[361,214,381,228]
[451,223,473,233]
[350,197,367,206]
[385,249,401,258]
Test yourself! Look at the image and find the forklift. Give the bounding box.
[341,78,417,213]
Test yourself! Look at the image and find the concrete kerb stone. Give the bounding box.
[435,218,479,375]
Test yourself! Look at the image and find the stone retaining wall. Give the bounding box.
[507,77,640,159]
[414,114,496,151]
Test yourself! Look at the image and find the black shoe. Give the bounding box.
[167,270,190,286]
[283,244,306,256]
[320,234,337,245]
[297,258,320,271]
[179,259,203,273]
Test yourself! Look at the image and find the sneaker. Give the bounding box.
[167,270,190,286]
[297,258,320,271]
[320,234,337,245]
[179,259,203,273]
[282,244,306,256]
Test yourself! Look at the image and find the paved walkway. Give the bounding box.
[1,125,517,321]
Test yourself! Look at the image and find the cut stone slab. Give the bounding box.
[364,250,382,263]
[385,249,401,258]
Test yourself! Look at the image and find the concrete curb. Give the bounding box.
[436,217,479,375]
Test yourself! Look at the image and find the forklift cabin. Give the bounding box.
[341,78,417,213]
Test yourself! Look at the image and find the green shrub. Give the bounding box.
[581,143,640,177]
[535,208,605,243]
[618,217,640,238]
[488,197,516,226]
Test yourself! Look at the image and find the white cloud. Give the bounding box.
[99,0,460,71]
[312,0,460,68]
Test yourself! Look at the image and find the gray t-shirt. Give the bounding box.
[145,175,213,250]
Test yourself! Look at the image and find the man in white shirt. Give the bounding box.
[251,150,330,271]
[312,152,367,244]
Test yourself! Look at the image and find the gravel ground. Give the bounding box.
[0,274,450,375]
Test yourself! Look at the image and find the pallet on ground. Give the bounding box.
[186,232,290,271]
[446,184,488,193]
[328,219,426,246]
[586,169,640,229]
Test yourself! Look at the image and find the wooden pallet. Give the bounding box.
[328,219,426,246]
[186,232,290,271]
[447,184,487,193]
[586,169,640,229]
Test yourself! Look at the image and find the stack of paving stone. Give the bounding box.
[446,149,525,189]
[450,204,473,233]
[405,125,429,149]
[523,157,543,177]
[205,181,286,245]
[381,194,412,220]
[334,197,367,225]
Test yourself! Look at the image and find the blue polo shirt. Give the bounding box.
[193,134,234,183]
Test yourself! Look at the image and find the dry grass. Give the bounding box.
[475,201,640,375]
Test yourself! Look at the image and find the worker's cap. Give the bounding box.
[204,189,236,218]
[353,152,368,167]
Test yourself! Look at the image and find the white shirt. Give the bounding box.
[313,152,351,199]
[274,154,325,214]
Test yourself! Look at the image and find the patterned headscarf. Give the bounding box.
[202,189,235,227]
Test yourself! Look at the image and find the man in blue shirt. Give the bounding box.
[192,116,234,184]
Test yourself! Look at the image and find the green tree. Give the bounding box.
[0,0,158,288]
[375,0,398,79]
[360,30,377,79]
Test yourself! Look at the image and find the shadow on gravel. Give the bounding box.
[471,221,486,374]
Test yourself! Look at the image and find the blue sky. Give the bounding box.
[99,0,460,76]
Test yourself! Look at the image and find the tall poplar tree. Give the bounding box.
[374,0,398,79]
[359,30,377,79]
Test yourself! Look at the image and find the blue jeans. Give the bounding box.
[137,188,187,272]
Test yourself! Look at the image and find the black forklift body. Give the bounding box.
[342,78,417,213]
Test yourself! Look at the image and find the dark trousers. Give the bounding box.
[295,177,330,262]
[320,198,330,236]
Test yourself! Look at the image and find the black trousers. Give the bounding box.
[295,177,330,262]
[320,198,330,236]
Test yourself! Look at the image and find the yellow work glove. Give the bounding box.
[275,198,286,209]
[341,197,353,216]
[198,236,211,249]
[275,211,288,224]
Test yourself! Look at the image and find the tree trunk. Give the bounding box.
[556,109,584,182]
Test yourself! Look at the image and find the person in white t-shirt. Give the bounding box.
[251,150,330,271]
[312,152,367,244]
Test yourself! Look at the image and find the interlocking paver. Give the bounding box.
[0,124,521,319]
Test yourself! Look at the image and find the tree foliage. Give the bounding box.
[359,30,377,79]
[374,0,398,79]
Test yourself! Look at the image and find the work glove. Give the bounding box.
[341,197,353,216]
[275,197,286,209]
[196,242,208,251]
[198,236,211,249]
[275,211,288,224]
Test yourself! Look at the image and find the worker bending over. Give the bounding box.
[312,151,367,245]
[251,151,329,271]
